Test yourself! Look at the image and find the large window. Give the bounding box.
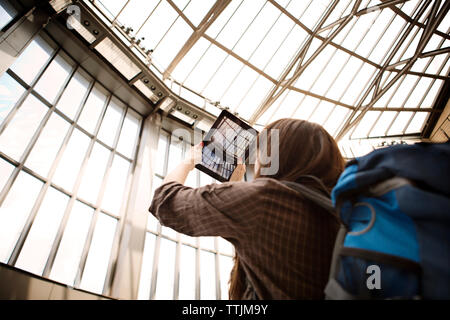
[0,33,143,296]
[138,130,234,300]
[0,0,18,31]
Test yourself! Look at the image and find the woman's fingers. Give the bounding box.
[182,142,203,169]
[229,160,246,182]
[192,142,203,165]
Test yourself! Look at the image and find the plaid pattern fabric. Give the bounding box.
[149,178,339,299]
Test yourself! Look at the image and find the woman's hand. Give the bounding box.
[229,158,246,182]
[164,142,203,184]
[182,142,203,171]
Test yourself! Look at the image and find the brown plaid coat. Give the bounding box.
[149,177,339,299]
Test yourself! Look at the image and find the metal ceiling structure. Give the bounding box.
[66,0,449,156]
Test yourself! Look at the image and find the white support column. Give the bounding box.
[110,113,162,299]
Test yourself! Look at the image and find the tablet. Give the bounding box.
[195,110,258,182]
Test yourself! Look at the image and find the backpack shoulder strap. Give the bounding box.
[280,180,336,217]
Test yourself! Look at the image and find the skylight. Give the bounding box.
[85,0,449,154]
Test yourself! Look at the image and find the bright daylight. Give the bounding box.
[0,0,448,308]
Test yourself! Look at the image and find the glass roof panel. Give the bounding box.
[220,65,260,110]
[369,14,407,64]
[232,3,281,61]
[387,111,415,136]
[202,55,245,102]
[182,0,216,27]
[293,95,321,120]
[183,44,229,93]
[269,91,304,122]
[135,1,179,53]
[89,0,449,157]
[205,0,243,39]
[214,0,266,49]
[421,79,444,108]
[96,0,128,20]
[310,49,351,96]
[370,111,398,136]
[324,106,351,136]
[340,63,377,105]
[151,18,193,70]
[300,0,333,30]
[171,37,210,82]
[405,112,429,134]
[248,13,295,71]
[308,100,337,126]
[355,8,395,58]
[237,76,275,120]
[352,111,382,139]
[263,24,309,79]
[115,0,161,33]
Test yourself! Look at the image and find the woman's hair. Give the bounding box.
[229,118,345,299]
[254,118,345,191]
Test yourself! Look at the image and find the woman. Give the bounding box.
[149,118,345,299]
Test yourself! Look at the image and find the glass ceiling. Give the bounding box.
[85,0,449,157]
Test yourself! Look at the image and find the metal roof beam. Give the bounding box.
[336,0,449,141]
[250,0,361,124]
[163,0,232,80]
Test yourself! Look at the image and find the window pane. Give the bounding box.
[370,111,397,137]
[178,245,196,300]
[218,237,234,256]
[147,176,162,231]
[200,250,216,300]
[116,109,141,158]
[387,112,414,136]
[0,1,17,30]
[56,71,91,120]
[78,85,108,134]
[10,36,55,85]
[185,169,197,188]
[405,112,428,134]
[49,201,94,286]
[180,233,197,247]
[0,94,48,161]
[25,113,70,177]
[97,98,125,147]
[161,226,177,240]
[79,213,117,294]
[219,255,233,300]
[0,171,43,262]
[154,133,168,175]
[167,137,183,173]
[0,157,14,191]
[154,238,176,300]
[0,73,25,126]
[34,54,74,104]
[52,129,91,192]
[137,233,156,300]
[15,187,69,275]
[199,171,212,186]
[77,143,110,205]
[200,237,215,251]
[101,155,130,215]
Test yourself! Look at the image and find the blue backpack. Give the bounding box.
[326,141,450,299]
[284,141,450,299]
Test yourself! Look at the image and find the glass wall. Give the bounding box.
[138,130,234,300]
[0,32,143,296]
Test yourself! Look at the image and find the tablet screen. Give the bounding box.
[195,110,258,182]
